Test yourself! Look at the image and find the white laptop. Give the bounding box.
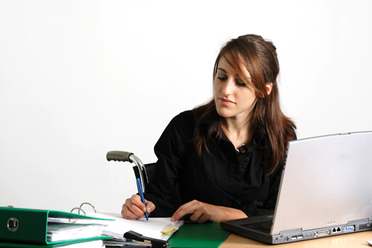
[221,131,372,244]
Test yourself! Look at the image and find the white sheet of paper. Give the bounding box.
[85,211,183,241]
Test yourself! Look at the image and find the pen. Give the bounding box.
[132,166,149,221]
[136,178,149,221]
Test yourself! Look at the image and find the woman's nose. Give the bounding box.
[222,79,234,95]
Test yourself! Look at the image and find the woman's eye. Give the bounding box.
[236,81,246,87]
[217,76,227,81]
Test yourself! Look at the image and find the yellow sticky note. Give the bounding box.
[161,225,179,235]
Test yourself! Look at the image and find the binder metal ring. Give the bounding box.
[70,202,97,215]
[7,217,19,232]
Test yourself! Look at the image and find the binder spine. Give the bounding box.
[0,208,48,244]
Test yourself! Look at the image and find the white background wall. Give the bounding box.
[1,0,371,213]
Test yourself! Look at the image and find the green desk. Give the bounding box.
[169,222,230,248]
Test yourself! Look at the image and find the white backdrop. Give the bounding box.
[1,0,371,213]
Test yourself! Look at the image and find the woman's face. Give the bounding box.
[213,56,258,122]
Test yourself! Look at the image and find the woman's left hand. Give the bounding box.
[171,199,247,223]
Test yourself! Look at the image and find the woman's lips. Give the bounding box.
[220,98,236,105]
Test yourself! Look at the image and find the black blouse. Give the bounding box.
[144,110,291,217]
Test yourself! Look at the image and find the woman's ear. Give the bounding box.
[266,83,273,96]
[258,83,273,98]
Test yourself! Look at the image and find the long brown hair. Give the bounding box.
[193,34,296,175]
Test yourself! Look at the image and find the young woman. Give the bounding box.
[121,34,296,223]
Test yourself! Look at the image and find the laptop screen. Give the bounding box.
[271,131,372,235]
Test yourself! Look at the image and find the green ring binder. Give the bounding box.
[0,206,113,245]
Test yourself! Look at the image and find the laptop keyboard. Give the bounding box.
[242,221,272,233]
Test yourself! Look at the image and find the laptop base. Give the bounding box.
[221,217,372,244]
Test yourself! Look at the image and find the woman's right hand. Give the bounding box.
[121,194,155,220]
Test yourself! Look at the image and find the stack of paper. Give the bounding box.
[47,223,104,243]
[83,211,183,246]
